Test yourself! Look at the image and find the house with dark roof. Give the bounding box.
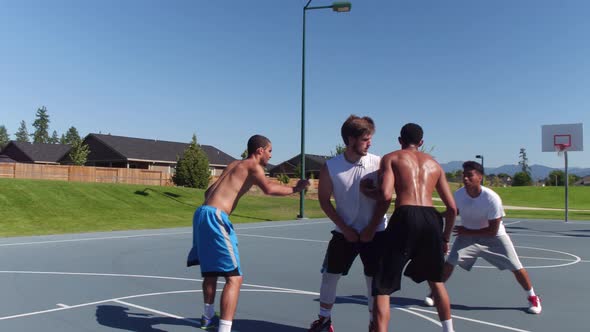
[0,154,16,163]
[269,154,331,179]
[574,175,590,186]
[0,141,71,165]
[60,133,236,176]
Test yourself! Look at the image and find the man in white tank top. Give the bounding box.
[308,115,388,332]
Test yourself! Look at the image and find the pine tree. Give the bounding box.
[173,134,210,189]
[15,120,30,142]
[49,130,60,144]
[0,125,9,150]
[32,106,50,143]
[64,126,82,145]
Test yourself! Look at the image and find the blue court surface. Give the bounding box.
[0,217,589,331]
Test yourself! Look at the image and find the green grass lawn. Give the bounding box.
[1,178,589,237]
[0,178,324,237]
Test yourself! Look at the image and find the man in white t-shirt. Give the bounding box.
[425,161,542,314]
[307,115,388,332]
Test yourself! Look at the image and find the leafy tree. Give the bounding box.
[59,134,67,144]
[15,120,30,142]
[49,130,60,144]
[545,170,565,186]
[32,106,50,143]
[512,171,532,186]
[63,126,82,145]
[68,140,90,165]
[276,173,290,184]
[330,144,346,157]
[0,125,9,150]
[241,148,248,160]
[173,134,210,189]
[518,148,531,175]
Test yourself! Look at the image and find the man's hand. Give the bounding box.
[442,241,450,255]
[360,225,376,243]
[341,225,360,243]
[294,179,311,192]
[453,225,467,236]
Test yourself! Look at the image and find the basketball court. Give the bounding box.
[0,217,589,331]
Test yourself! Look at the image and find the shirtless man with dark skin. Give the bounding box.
[364,123,457,332]
[187,134,309,332]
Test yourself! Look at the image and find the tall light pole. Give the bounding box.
[475,154,484,185]
[298,1,351,219]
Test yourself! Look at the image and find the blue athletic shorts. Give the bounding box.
[187,205,242,276]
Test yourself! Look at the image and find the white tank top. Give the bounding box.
[325,153,388,233]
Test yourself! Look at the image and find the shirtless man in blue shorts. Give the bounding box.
[367,123,457,332]
[187,135,309,332]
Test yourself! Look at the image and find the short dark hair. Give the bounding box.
[462,161,484,175]
[399,123,423,145]
[341,115,375,145]
[247,135,271,156]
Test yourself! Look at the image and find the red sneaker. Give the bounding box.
[527,295,542,314]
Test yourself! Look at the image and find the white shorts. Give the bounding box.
[446,234,523,271]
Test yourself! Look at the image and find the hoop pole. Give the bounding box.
[565,150,569,222]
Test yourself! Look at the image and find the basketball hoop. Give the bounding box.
[555,143,570,157]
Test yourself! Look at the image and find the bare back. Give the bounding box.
[384,149,442,207]
[204,159,260,215]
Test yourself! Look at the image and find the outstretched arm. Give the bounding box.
[253,166,309,196]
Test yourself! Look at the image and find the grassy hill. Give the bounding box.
[1,178,589,237]
[0,178,325,237]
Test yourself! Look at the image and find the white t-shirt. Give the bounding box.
[454,186,507,236]
[325,153,387,233]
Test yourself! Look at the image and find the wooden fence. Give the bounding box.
[0,163,171,186]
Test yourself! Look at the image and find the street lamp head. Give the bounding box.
[332,2,352,12]
[476,155,482,159]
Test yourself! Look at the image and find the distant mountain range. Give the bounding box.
[439,161,590,180]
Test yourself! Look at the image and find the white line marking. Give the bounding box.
[0,231,190,247]
[510,233,590,239]
[408,307,532,332]
[56,303,69,308]
[0,275,529,332]
[0,220,332,248]
[473,246,582,269]
[113,300,199,324]
[238,233,328,243]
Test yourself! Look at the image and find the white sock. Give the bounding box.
[527,287,536,297]
[218,319,232,332]
[319,307,331,318]
[442,319,454,332]
[204,303,215,319]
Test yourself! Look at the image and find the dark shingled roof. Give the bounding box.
[2,141,71,163]
[269,153,330,176]
[88,134,236,165]
[0,154,16,163]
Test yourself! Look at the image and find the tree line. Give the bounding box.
[1,106,89,165]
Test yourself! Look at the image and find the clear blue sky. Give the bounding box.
[1,0,588,168]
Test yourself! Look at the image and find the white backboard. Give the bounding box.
[541,123,583,152]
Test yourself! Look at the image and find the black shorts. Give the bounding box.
[322,230,386,276]
[202,268,241,278]
[373,206,445,296]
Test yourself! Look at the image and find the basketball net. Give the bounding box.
[555,144,570,157]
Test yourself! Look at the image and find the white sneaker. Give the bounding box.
[424,296,435,307]
[527,295,542,314]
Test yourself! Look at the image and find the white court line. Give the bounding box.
[56,304,69,308]
[408,307,531,332]
[113,299,200,325]
[0,289,522,331]
[509,233,590,239]
[0,220,331,248]
[238,233,328,243]
[0,231,190,247]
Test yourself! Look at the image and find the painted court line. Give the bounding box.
[113,299,200,325]
[408,307,531,332]
[0,271,528,332]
